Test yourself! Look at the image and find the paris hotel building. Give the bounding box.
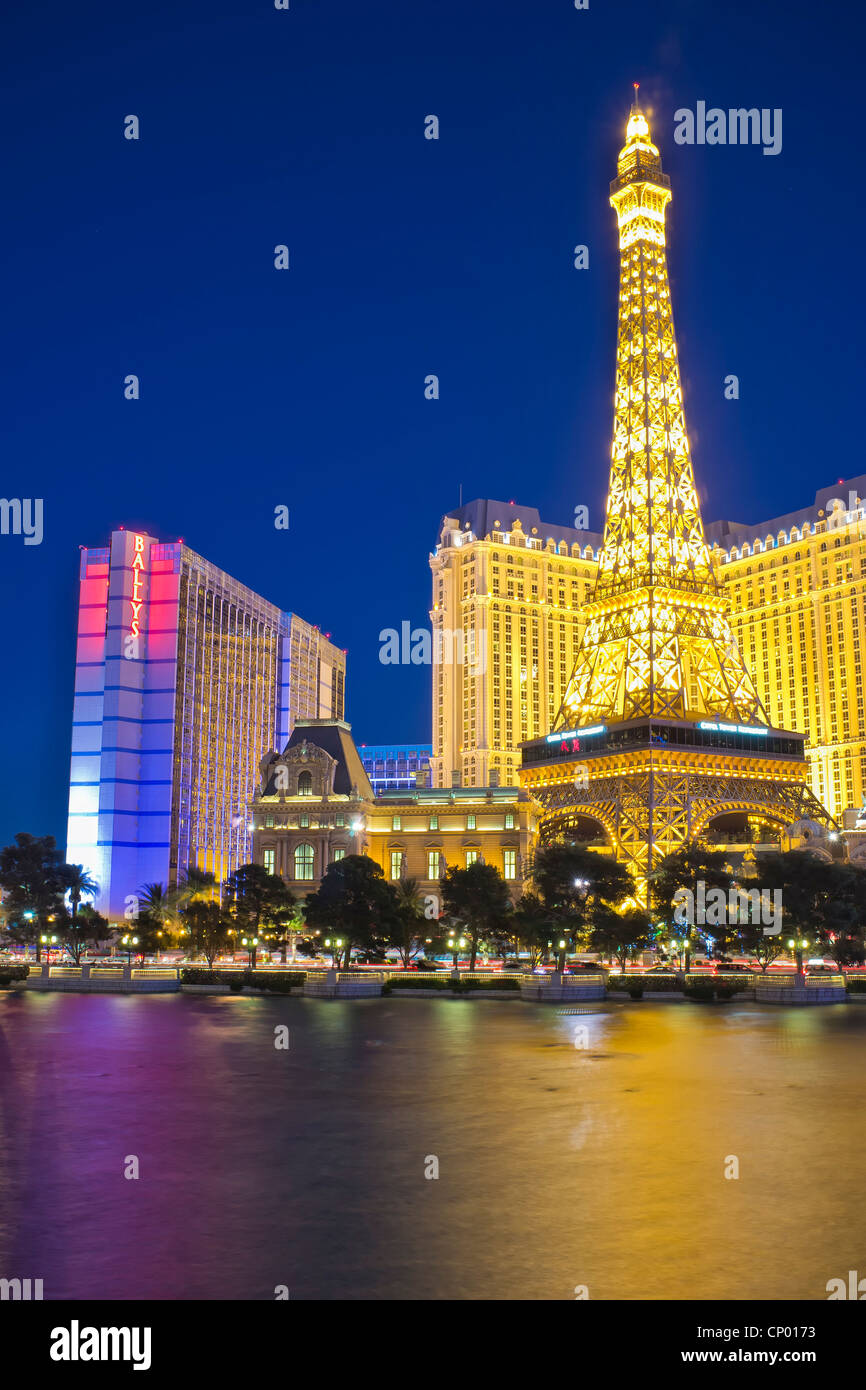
[66,528,345,920]
[431,479,866,826]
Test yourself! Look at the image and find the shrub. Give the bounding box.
[685,983,715,1003]
[242,970,305,992]
[456,976,520,992]
[608,974,680,993]
[383,975,450,992]
[0,966,29,988]
[179,967,305,990]
[626,987,643,1000]
[714,985,735,1001]
[846,976,866,994]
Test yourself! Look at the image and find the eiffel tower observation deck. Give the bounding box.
[519,89,833,897]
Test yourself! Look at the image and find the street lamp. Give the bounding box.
[787,935,809,976]
[120,934,138,965]
[447,935,466,973]
[40,934,58,966]
[241,936,259,969]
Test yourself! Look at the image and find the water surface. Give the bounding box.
[0,991,863,1299]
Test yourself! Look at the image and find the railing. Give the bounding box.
[528,972,606,987]
[131,968,178,980]
[760,973,845,988]
[48,967,82,978]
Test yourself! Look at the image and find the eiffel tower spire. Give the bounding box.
[558,100,767,728]
[519,97,833,899]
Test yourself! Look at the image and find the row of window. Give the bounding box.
[389,813,515,830]
[388,849,517,880]
[262,844,345,881]
[261,845,518,882]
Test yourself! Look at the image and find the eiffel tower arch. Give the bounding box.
[519,90,834,899]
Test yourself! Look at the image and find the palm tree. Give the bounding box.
[139,882,178,923]
[178,865,218,906]
[57,863,99,918]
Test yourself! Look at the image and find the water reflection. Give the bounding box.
[0,992,864,1299]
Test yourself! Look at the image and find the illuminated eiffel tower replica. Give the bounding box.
[520,89,833,898]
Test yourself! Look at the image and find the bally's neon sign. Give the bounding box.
[130,534,146,638]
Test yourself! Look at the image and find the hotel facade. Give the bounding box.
[66,529,345,920]
[429,500,602,791]
[252,720,534,904]
[431,480,866,829]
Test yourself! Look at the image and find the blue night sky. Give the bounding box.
[1,0,863,852]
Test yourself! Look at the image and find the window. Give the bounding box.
[466,814,476,830]
[504,812,515,829]
[390,850,403,880]
[465,851,479,867]
[333,848,346,863]
[263,848,275,875]
[503,850,516,880]
[335,814,345,827]
[294,843,315,880]
[299,813,310,828]
[297,771,313,797]
[265,813,274,828]
[427,850,439,880]
[428,815,438,830]
[392,815,402,830]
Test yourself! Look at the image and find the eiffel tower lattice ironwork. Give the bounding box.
[519,89,834,897]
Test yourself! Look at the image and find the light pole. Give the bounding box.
[120,934,138,966]
[40,934,58,967]
[788,935,809,977]
[447,935,466,977]
[23,911,36,962]
[241,936,259,969]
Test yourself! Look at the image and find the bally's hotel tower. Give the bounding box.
[66,529,345,920]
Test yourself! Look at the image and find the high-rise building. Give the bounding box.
[359,743,432,792]
[66,529,345,919]
[518,95,831,895]
[707,479,866,823]
[429,500,602,790]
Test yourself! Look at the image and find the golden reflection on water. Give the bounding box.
[0,993,863,1299]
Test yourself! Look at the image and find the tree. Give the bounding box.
[649,843,733,973]
[139,882,179,932]
[440,861,512,972]
[532,843,633,967]
[591,905,654,976]
[56,863,99,918]
[223,863,295,960]
[178,865,218,906]
[735,917,789,973]
[510,893,555,967]
[303,855,394,968]
[754,851,864,973]
[0,833,67,960]
[180,901,232,969]
[62,904,110,965]
[382,878,444,967]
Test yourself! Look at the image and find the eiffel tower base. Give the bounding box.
[521,732,835,903]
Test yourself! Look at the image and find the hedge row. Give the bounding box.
[0,966,29,987]
[607,975,682,993]
[383,975,521,993]
[180,968,306,992]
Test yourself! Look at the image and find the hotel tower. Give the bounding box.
[66,529,345,920]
